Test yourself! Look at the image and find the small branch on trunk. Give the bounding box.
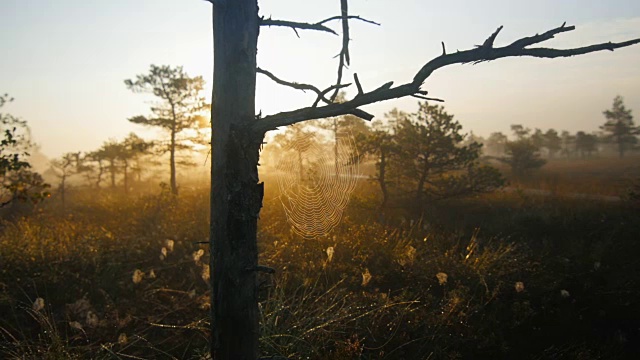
[257,67,330,104]
[260,15,380,38]
[330,0,351,101]
[312,83,352,107]
[258,67,353,108]
[246,265,276,274]
[260,18,338,36]
[317,15,380,27]
[253,23,640,135]
[353,73,364,95]
[412,94,445,102]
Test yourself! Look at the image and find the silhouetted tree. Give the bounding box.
[575,131,598,158]
[119,133,153,193]
[601,95,637,158]
[500,127,546,176]
[394,102,503,212]
[125,65,208,195]
[96,140,123,189]
[531,128,545,149]
[51,152,80,206]
[543,129,562,158]
[357,117,401,209]
[272,123,319,182]
[560,130,576,158]
[485,131,508,156]
[511,124,531,140]
[0,94,49,208]
[202,1,639,357]
[81,150,106,188]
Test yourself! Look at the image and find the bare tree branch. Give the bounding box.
[330,0,351,102]
[257,67,355,109]
[340,0,351,66]
[353,73,364,95]
[312,83,352,107]
[260,18,338,36]
[316,15,380,27]
[260,15,380,37]
[252,23,640,135]
[257,67,328,103]
[412,94,445,102]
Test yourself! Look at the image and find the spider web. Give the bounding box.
[274,130,360,238]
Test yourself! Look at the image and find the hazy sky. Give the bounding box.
[1,0,639,158]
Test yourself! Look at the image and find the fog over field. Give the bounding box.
[1,1,640,359]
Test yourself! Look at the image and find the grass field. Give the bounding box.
[1,156,639,359]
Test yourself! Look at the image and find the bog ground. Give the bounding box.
[1,156,639,359]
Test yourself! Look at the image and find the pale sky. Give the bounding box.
[1,0,639,158]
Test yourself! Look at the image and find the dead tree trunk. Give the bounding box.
[205,1,639,358]
[170,125,177,195]
[210,1,262,359]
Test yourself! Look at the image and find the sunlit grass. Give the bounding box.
[1,161,639,358]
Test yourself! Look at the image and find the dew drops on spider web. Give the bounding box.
[273,127,361,238]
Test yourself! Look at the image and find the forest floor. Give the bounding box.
[1,156,639,359]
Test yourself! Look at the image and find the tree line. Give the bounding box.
[480,95,638,163]
[262,95,638,214]
[0,65,211,209]
[2,78,636,211]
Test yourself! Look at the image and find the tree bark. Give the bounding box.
[618,134,625,158]
[123,160,129,194]
[109,160,116,188]
[210,1,262,359]
[416,159,429,214]
[333,118,339,178]
[96,160,103,189]
[378,149,388,209]
[170,125,178,195]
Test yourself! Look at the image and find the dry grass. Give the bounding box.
[495,155,640,196]
[1,157,639,359]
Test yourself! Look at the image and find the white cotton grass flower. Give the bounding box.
[132,269,144,284]
[201,264,210,282]
[86,311,99,327]
[118,333,128,345]
[69,321,84,331]
[32,297,45,312]
[148,269,156,279]
[326,246,335,263]
[161,247,168,258]
[515,281,525,293]
[361,268,372,287]
[436,272,448,285]
[398,245,417,266]
[165,239,175,252]
[560,289,570,298]
[193,249,205,263]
